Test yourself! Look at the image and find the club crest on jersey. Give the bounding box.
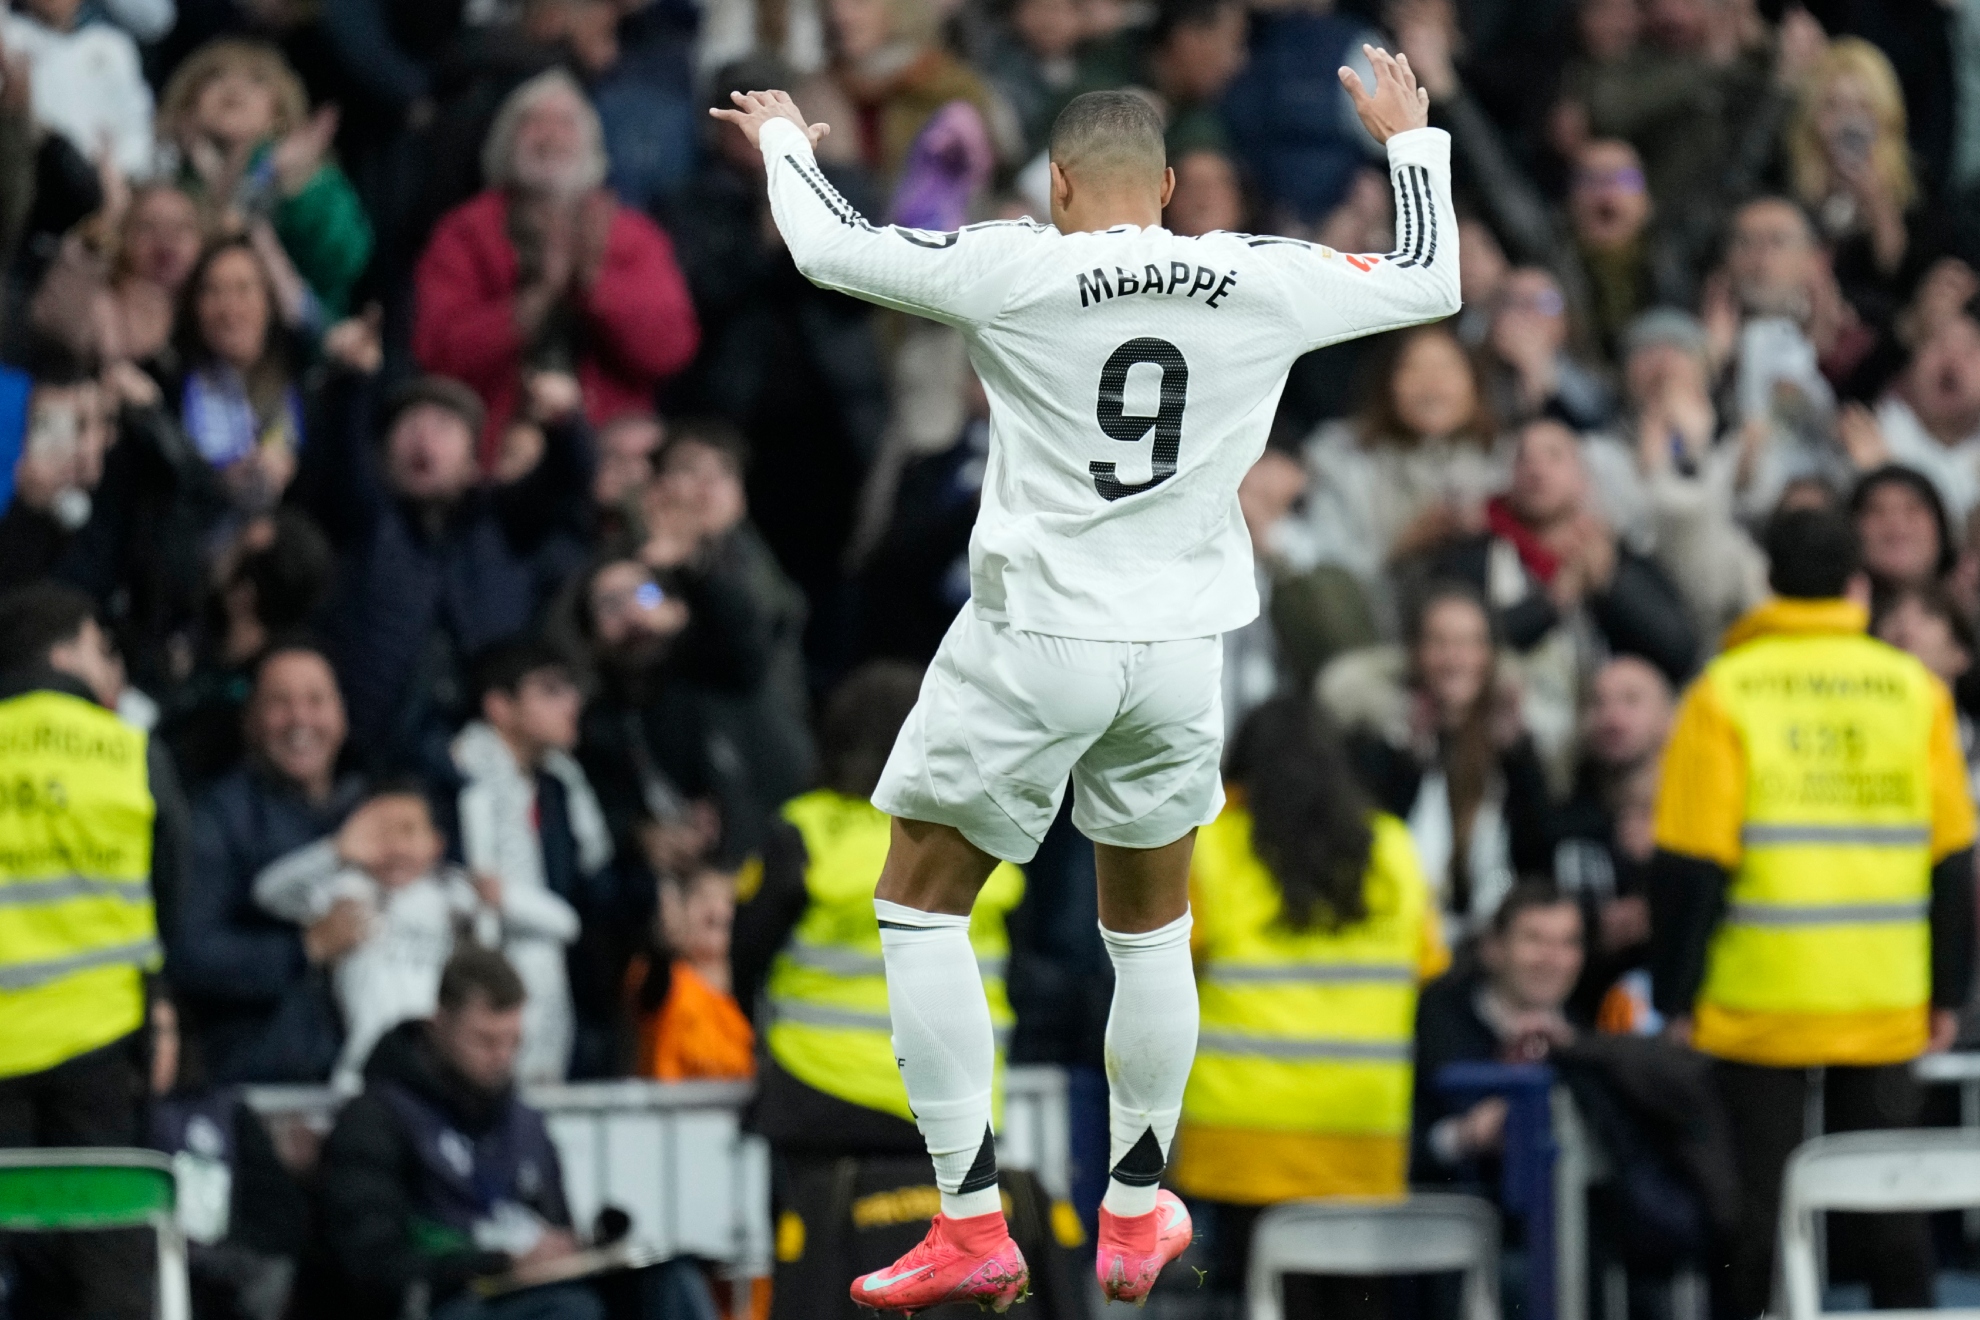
[1078,263,1238,310]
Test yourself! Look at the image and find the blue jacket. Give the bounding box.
[171,766,364,1083]
[1222,10,1380,224]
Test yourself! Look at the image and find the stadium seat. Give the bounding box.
[1244,1194,1501,1320]
[1777,1129,1980,1320]
[0,1148,190,1320]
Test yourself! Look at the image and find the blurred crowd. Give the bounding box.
[2,0,1980,1314]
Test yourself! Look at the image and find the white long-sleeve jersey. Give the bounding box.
[759,117,1461,640]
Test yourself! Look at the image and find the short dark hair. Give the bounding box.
[437,946,526,1013]
[818,662,924,799]
[383,375,486,440]
[1150,0,1239,46]
[661,416,750,474]
[0,581,98,676]
[232,510,333,635]
[1850,464,1955,578]
[1490,881,1581,939]
[1766,507,1863,599]
[470,635,573,706]
[1048,91,1166,180]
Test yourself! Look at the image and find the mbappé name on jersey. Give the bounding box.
[758,116,1460,643]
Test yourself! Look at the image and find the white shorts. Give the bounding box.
[872,608,1226,863]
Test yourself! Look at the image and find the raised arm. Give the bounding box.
[712,89,1033,326]
[1260,48,1463,350]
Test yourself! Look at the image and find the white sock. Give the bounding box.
[1099,911,1198,1217]
[875,898,1003,1220]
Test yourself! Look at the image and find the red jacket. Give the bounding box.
[413,190,700,462]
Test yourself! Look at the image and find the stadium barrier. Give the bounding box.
[241,1064,1074,1277]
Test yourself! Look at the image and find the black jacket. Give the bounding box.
[1434,531,1699,686]
[302,1021,574,1317]
[172,767,363,1083]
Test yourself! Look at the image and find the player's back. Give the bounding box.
[756,115,1461,642]
[964,223,1331,641]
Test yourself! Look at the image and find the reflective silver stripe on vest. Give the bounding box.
[1195,1031,1411,1062]
[1725,899,1929,927]
[0,875,151,909]
[768,998,1014,1047]
[1204,962,1414,986]
[0,937,161,991]
[782,943,1008,979]
[1741,824,1932,847]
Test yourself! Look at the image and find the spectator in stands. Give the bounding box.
[1436,418,1699,695]
[0,346,119,589]
[293,370,593,771]
[1478,266,1613,432]
[305,948,602,1320]
[1298,325,1504,615]
[1173,695,1447,1307]
[1554,656,1672,910]
[1851,463,1956,594]
[572,542,780,859]
[30,181,206,366]
[0,0,154,178]
[979,0,1083,155]
[1710,197,1872,413]
[1786,39,1933,336]
[632,864,754,1081]
[1649,509,1975,1320]
[1413,883,1585,1180]
[156,40,374,320]
[164,236,306,513]
[447,638,609,1083]
[1863,308,1980,518]
[413,69,699,463]
[255,781,495,1089]
[0,339,256,698]
[1612,310,1769,643]
[1873,580,1980,794]
[730,664,1071,1317]
[174,646,361,1083]
[591,412,664,528]
[0,583,184,1320]
[1132,0,1248,159]
[1553,656,1669,1017]
[1319,584,1551,933]
[1219,0,1381,229]
[1163,146,1246,237]
[159,507,335,786]
[801,0,1006,188]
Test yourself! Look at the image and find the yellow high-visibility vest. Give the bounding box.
[764,790,1024,1122]
[0,689,158,1078]
[1174,804,1445,1205]
[1696,631,1941,1065]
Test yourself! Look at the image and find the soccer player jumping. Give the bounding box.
[714,48,1455,1312]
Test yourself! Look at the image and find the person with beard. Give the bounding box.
[571,554,772,869]
[413,68,699,466]
[303,947,601,1320]
[1552,656,1672,1019]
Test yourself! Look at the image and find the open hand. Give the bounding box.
[709,89,831,151]
[1339,44,1430,145]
